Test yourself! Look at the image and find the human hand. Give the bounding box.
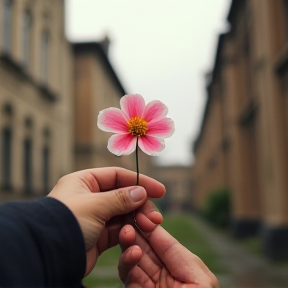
[118,220,219,288]
[48,167,165,276]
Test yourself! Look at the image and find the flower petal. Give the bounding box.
[120,94,146,119]
[97,108,128,133]
[107,134,137,156]
[138,135,165,156]
[143,100,168,122]
[146,117,175,138]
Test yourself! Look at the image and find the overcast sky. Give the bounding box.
[66,0,231,166]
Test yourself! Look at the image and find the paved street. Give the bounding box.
[192,216,288,288]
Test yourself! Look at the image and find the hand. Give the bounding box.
[48,167,165,276]
[118,220,219,288]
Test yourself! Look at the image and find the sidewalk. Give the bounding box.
[192,216,288,288]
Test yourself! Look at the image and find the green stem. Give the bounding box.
[136,137,139,185]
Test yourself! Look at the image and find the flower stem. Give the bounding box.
[136,137,139,185]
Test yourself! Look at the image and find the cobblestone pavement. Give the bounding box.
[192,216,288,288]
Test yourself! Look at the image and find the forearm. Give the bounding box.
[0,197,86,288]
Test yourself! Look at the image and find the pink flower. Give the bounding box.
[97,94,175,156]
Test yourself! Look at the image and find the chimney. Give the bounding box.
[100,34,110,56]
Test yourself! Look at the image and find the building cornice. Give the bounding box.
[72,41,126,96]
[0,52,58,102]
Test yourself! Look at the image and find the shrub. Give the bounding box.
[203,187,231,228]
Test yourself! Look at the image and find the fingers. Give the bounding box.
[143,225,193,283]
[95,199,163,255]
[119,225,219,288]
[118,225,140,283]
[119,225,163,282]
[118,245,143,282]
[119,224,137,251]
[118,225,155,287]
[142,225,215,285]
[135,200,163,232]
[83,167,166,198]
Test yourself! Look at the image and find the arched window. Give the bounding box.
[2,0,13,53]
[1,104,13,191]
[42,146,50,194]
[284,1,288,27]
[22,10,31,69]
[284,0,288,12]
[42,127,50,194]
[41,31,49,83]
[23,137,32,194]
[23,117,33,194]
[2,128,12,190]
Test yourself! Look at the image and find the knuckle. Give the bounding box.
[115,189,128,208]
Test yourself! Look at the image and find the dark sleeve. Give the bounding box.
[0,197,86,288]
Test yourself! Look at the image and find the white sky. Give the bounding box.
[66,0,231,166]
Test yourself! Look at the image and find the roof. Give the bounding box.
[227,0,245,24]
[193,0,239,153]
[193,33,227,153]
[72,41,126,96]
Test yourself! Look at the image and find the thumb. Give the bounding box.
[94,186,147,220]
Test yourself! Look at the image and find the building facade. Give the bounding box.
[193,0,288,260]
[0,0,74,200]
[152,165,193,213]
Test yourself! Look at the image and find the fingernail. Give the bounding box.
[130,187,145,202]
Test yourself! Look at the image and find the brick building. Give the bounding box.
[193,0,288,260]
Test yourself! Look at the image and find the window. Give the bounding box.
[284,0,288,35]
[22,11,31,69]
[23,138,32,193]
[2,0,13,53]
[2,128,12,190]
[285,0,288,13]
[42,146,50,194]
[41,31,49,83]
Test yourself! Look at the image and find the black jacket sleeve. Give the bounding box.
[0,197,86,288]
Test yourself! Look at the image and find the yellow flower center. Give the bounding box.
[128,116,148,136]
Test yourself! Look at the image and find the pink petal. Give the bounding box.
[120,94,146,119]
[138,135,165,156]
[97,108,128,133]
[107,134,137,156]
[143,100,168,122]
[146,117,175,138]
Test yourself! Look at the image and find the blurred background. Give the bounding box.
[0,0,288,287]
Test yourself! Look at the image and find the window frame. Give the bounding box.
[41,30,49,84]
[2,0,13,53]
[22,10,31,69]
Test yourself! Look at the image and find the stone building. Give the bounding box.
[193,0,288,260]
[0,0,73,200]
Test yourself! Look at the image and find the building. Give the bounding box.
[193,0,288,260]
[0,0,73,201]
[152,164,193,213]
